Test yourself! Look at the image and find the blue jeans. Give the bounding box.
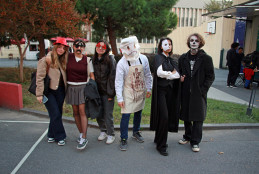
[245,79,251,88]
[44,86,66,141]
[120,110,142,140]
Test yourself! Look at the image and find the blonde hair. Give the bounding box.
[51,44,68,70]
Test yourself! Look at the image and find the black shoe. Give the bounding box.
[132,132,144,143]
[157,148,168,156]
[120,139,128,151]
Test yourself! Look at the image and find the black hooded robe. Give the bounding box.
[150,54,181,149]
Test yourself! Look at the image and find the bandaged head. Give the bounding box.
[120,36,140,61]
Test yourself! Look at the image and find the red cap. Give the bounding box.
[53,37,69,47]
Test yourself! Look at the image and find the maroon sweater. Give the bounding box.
[67,53,88,82]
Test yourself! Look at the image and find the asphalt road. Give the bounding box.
[1,108,259,174]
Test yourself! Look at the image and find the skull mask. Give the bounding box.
[189,36,200,49]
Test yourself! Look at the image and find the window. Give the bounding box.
[182,8,185,27]
[29,45,38,51]
[186,8,189,26]
[194,9,198,27]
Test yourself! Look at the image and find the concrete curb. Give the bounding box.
[20,108,259,130]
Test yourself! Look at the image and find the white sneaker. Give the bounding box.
[106,135,115,144]
[98,132,107,141]
[192,145,200,152]
[58,140,65,146]
[178,138,189,145]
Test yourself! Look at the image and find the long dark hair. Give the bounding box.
[93,40,111,63]
[157,37,173,56]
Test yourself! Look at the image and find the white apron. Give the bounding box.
[121,59,146,113]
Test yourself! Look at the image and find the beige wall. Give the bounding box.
[0,45,26,59]
[244,16,259,54]
[232,0,247,6]
[168,17,236,68]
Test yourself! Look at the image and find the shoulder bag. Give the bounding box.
[28,62,50,96]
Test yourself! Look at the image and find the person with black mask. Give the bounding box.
[66,39,95,150]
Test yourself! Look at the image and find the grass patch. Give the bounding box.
[1,67,259,125]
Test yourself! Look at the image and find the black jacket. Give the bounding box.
[93,55,116,98]
[226,48,239,67]
[243,51,259,69]
[178,50,215,121]
[84,79,102,119]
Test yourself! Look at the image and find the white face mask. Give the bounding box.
[189,36,200,49]
[121,42,139,61]
[162,40,171,51]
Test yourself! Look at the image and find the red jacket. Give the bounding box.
[243,68,254,80]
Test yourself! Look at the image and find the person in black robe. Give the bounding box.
[150,37,181,156]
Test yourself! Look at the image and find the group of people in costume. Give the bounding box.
[36,33,215,156]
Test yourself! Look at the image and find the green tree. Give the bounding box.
[204,0,233,13]
[134,0,178,40]
[76,0,178,56]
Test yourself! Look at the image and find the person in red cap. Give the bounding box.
[66,39,95,150]
[36,37,69,146]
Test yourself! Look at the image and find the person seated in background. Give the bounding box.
[243,51,259,89]
[243,66,258,89]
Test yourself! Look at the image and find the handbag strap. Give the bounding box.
[45,57,51,73]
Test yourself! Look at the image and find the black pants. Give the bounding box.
[183,121,203,146]
[227,66,239,86]
[154,86,173,151]
[44,86,66,141]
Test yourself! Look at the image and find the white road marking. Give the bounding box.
[11,129,48,174]
[0,120,49,124]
